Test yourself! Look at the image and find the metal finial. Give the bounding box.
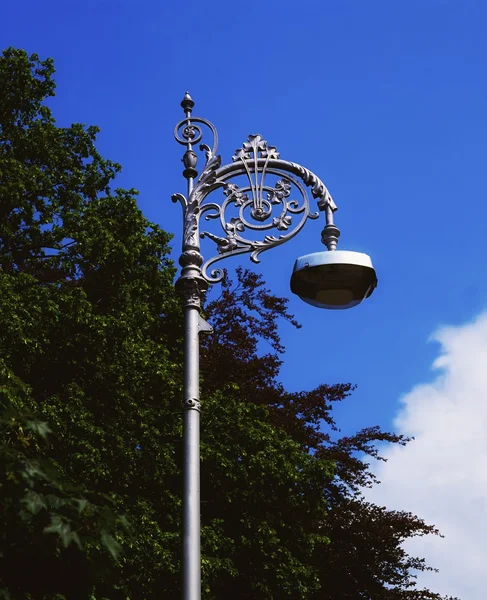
[181,91,195,112]
[321,223,341,251]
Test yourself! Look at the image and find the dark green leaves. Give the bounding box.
[44,516,82,549]
[0,46,180,599]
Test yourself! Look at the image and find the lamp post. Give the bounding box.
[173,92,378,600]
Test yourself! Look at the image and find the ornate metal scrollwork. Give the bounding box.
[172,94,338,286]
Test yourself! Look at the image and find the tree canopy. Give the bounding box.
[0,47,458,600]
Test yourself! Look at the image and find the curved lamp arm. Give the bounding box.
[172,92,339,300]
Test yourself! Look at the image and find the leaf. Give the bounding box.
[44,516,74,547]
[21,490,47,514]
[118,514,131,532]
[22,460,48,482]
[76,498,88,514]
[25,419,51,439]
[101,531,121,561]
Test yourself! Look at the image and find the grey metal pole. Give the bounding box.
[181,303,201,600]
[178,277,210,600]
[175,92,208,600]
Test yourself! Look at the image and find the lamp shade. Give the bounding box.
[290,250,378,309]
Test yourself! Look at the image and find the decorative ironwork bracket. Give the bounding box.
[173,92,338,291]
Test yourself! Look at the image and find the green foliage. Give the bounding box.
[0,46,182,599]
[0,361,128,599]
[199,392,332,599]
[0,47,458,600]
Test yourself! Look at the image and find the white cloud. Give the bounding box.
[368,312,487,600]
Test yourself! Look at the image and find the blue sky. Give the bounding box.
[0,0,487,448]
[3,1,487,596]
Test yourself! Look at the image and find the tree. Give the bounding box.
[201,269,459,600]
[0,46,184,599]
[0,47,458,599]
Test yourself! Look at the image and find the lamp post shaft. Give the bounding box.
[182,304,201,600]
[177,92,206,600]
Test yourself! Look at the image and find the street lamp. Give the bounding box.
[173,92,377,600]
